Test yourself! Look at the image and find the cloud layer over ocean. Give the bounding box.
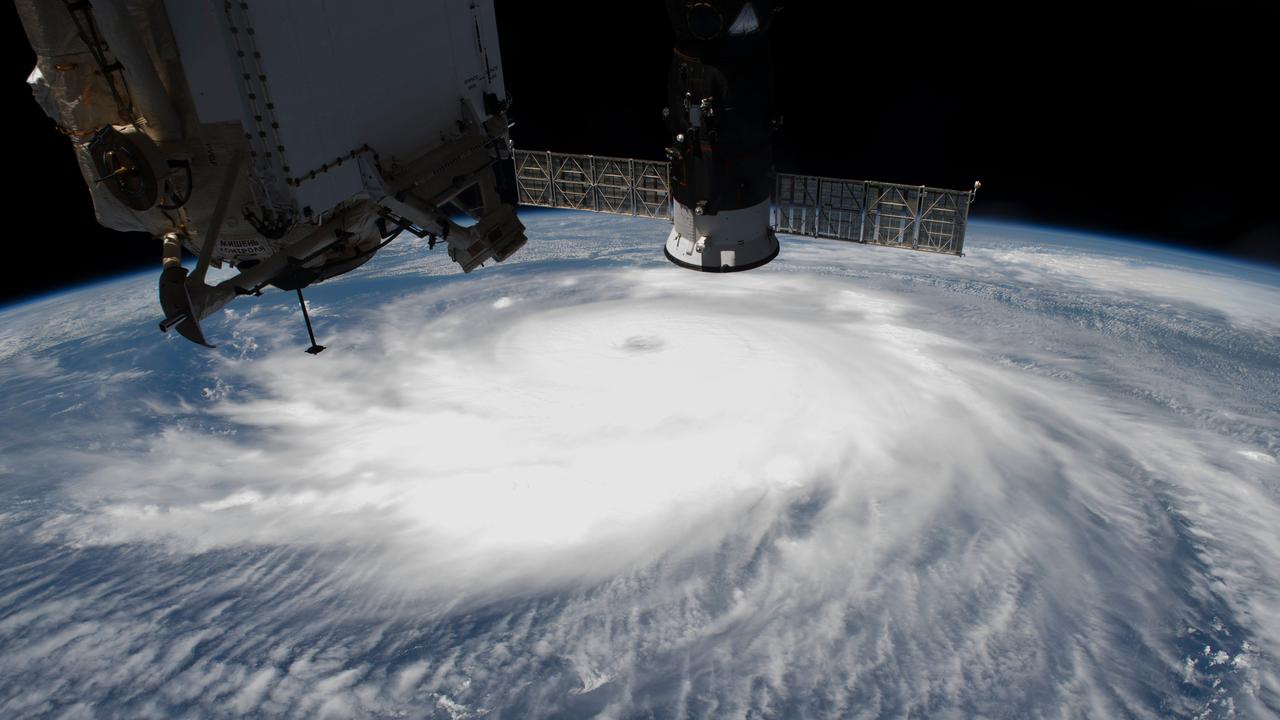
[1,215,1278,717]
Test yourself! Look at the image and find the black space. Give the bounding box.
[4,2,1277,304]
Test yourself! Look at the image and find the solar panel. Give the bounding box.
[774,173,977,255]
[514,150,671,219]
[513,150,977,256]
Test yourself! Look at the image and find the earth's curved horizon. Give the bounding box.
[1,213,1277,718]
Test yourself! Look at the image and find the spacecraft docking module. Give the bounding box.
[507,3,978,268]
[662,0,780,272]
[16,0,525,349]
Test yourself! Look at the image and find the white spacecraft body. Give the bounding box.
[17,0,525,347]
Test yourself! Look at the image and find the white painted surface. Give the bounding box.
[666,197,778,270]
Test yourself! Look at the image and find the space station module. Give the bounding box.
[15,0,525,347]
[663,0,780,272]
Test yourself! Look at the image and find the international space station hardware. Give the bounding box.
[662,0,781,272]
[773,174,979,254]
[16,0,525,348]
[514,151,673,220]
[513,150,979,256]
[18,0,979,352]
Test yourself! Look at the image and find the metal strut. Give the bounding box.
[62,0,135,124]
[296,289,325,355]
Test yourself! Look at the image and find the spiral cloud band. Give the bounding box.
[1,214,1277,717]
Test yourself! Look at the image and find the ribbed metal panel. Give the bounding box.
[773,173,975,255]
[513,150,671,219]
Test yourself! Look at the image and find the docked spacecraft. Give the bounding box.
[513,2,979,273]
[662,0,780,272]
[16,0,978,351]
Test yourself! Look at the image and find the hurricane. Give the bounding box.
[1,213,1277,718]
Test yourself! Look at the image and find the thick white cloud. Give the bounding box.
[1,215,1278,718]
[38,269,973,594]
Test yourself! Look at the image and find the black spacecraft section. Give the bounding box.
[664,0,779,217]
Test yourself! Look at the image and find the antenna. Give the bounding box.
[296,289,326,355]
